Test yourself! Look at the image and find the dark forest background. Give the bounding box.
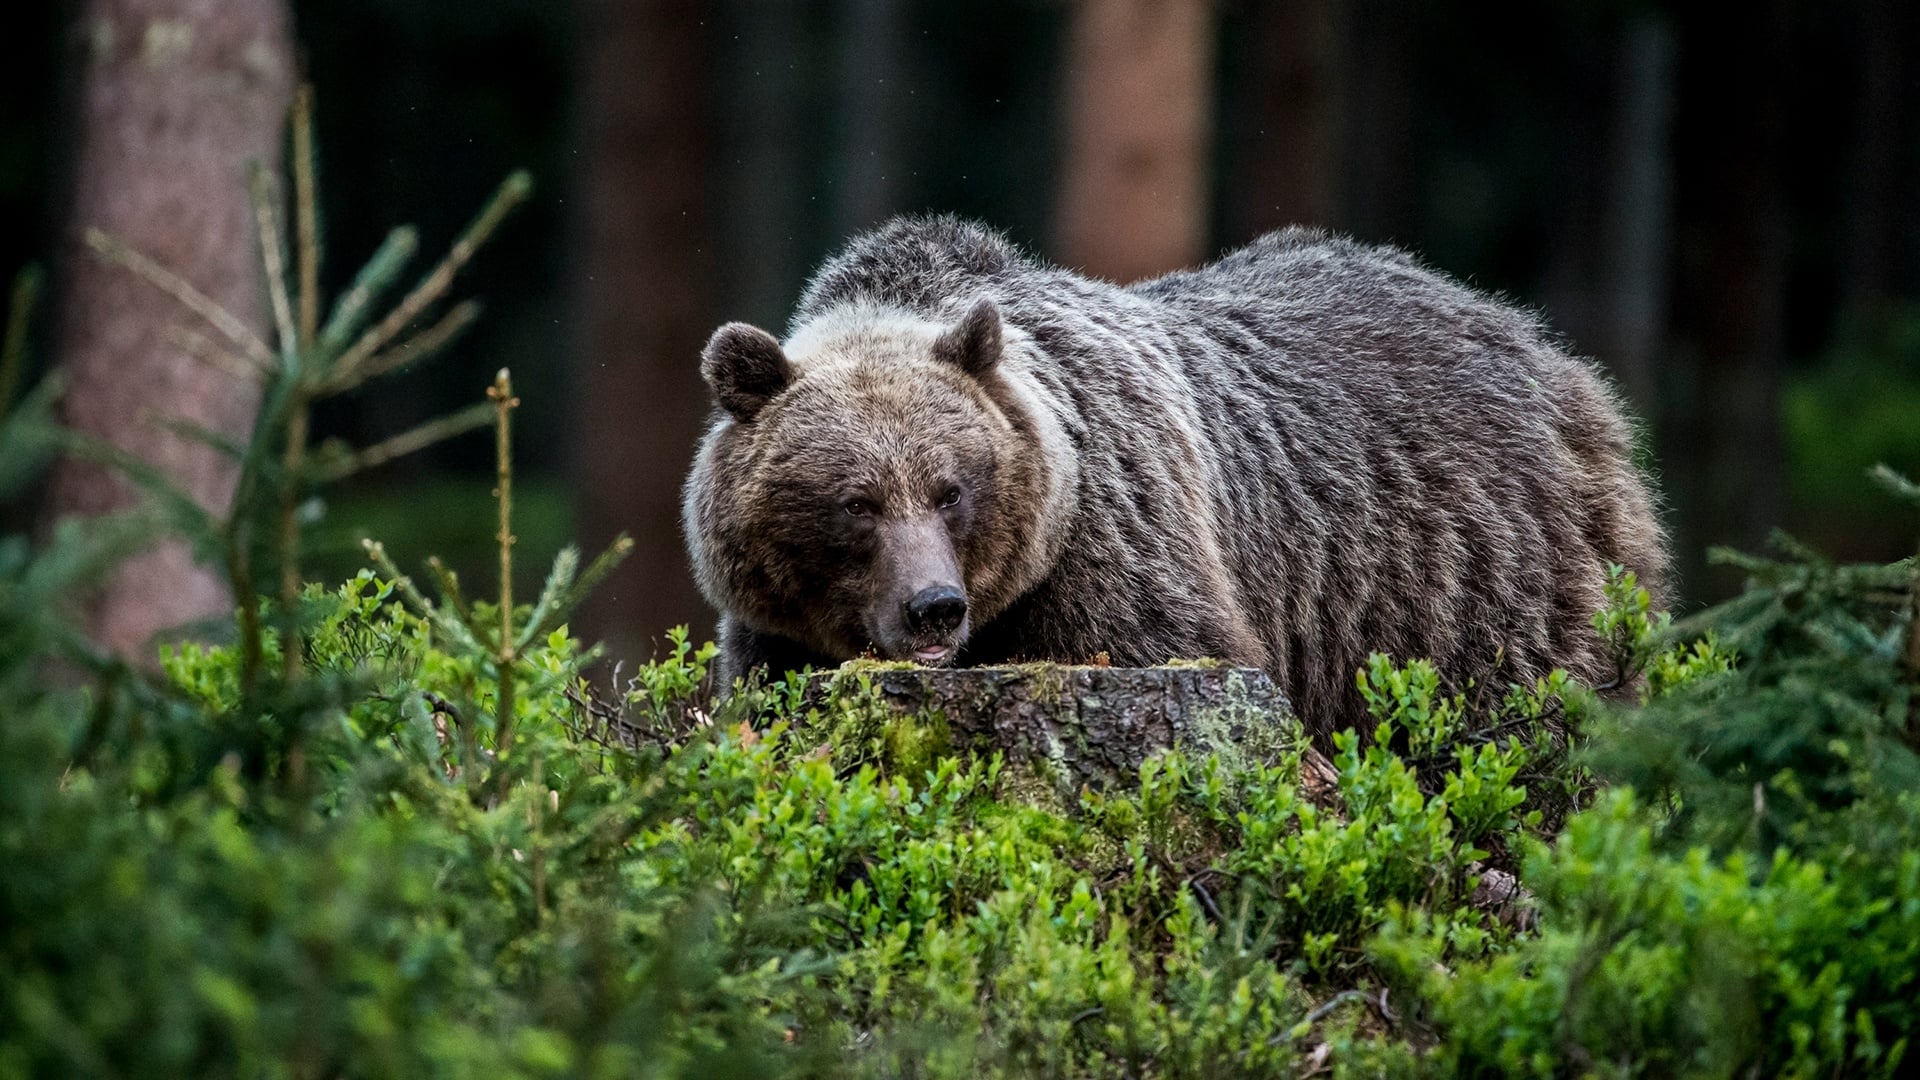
[4,0,1918,662]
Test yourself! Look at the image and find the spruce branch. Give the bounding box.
[0,265,41,425]
[42,425,219,541]
[426,555,484,646]
[523,535,633,648]
[306,402,494,485]
[316,226,418,355]
[165,326,264,384]
[320,299,480,393]
[149,415,249,463]
[330,172,531,385]
[517,547,579,653]
[489,368,521,770]
[292,84,321,349]
[246,162,299,366]
[362,539,489,657]
[277,401,310,681]
[84,228,275,371]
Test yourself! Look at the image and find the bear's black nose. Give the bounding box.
[905,585,968,634]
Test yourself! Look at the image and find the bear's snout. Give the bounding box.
[905,585,967,636]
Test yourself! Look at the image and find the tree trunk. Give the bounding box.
[1221,0,1344,238]
[805,663,1302,793]
[570,0,718,663]
[1595,14,1677,415]
[1053,0,1218,282]
[49,0,293,657]
[717,0,808,331]
[1338,3,1416,242]
[831,0,912,241]
[1666,0,1792,601]
[1841,0,1900,318]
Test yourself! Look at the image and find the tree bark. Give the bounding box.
[1053,0,1218,282]
[570,0,718,663]
[49,0,293,657]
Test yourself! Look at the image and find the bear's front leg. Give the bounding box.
[717,615,837,687]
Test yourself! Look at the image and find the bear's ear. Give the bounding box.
[701,322,793,423]
[932,297,1003,377]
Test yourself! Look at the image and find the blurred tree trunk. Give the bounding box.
[1222,0,1344,238]
[49,0,293,657]
[718,0,807,330]
[1841,0,1900,317]
[1595,14,1676,413]
[1054,0,1218,281]
[1666,1,1792,601]
[1339,3,1416,242]
[832,0,911,239]
[570,0,716,661]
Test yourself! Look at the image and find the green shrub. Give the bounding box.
[6,95,1918,1074]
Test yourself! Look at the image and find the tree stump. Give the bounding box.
[807,662,1307,793]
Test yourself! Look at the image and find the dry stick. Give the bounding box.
[330,172,531,386]
[85,229,276,372]
[0,267,41,424]
[489,369,522,775]
[292,85,321,349]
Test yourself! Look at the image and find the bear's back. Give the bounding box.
[787,217,1665,738]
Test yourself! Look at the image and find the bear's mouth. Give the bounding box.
[912,644,954,663]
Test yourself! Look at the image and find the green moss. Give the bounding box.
[1182,669,1303,778]
[879,707,952,778]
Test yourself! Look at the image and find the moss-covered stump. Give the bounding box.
[806,662,1303,792]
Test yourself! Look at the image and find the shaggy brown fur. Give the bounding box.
[683,216,1667,739]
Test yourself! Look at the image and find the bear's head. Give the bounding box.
[683,298,1077,666]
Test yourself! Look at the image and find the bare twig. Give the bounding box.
[85,228,276,371]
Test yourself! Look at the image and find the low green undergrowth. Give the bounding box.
[8,518,1916,1077]
[5,101,1918,1075]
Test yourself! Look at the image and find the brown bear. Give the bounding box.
[682,216,1666,738]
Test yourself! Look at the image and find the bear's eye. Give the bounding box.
[842,498,874,518]
[935,486,963,510]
